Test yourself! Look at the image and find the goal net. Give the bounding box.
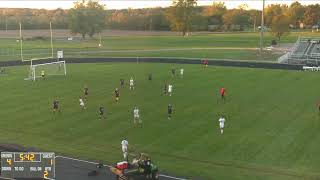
[25,61,66,81]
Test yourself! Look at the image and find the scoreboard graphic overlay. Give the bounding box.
[1,152,55,179]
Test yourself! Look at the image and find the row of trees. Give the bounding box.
[0,1,319,38]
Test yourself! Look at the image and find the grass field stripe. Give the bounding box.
[158,174,187,180]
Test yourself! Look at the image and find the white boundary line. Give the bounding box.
[159,174,187,180]
[55,155,111,168]
[55,155,187,180]
[0,176,15,180]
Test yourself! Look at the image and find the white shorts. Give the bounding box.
[122,146,127,153]
[219,123,224,129]
[80,102,85,106]
[130,84,134,86]
[134,115,140,119]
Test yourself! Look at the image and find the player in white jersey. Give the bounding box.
[79,97,86,109]
[129,77,134,90]
[168,84,173,96]
[218,115,226,134]
[180,68,184,78]
[121,139,129,160]
[133,106,141,125]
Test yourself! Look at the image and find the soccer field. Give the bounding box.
[1,63,320,179]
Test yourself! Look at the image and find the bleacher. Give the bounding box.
[278,37,320,65]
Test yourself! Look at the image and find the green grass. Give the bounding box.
[0,31,319,61]
[1,63,320,179]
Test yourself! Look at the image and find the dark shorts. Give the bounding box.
[53,105,58,109]
[41,75,45,77]
[168,110,172,114]
[85,92,88,95]
[100,112,104,116]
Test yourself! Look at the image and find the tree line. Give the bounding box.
[0,1,319,37]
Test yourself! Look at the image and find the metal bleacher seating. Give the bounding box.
[278,37,320,65]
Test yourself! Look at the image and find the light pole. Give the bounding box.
[260,0,265,56]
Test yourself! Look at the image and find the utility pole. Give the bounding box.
[254,15,256,32]
[19,22,23,61]
[260,0,265,56]
[2,9,7,32]
[5,15,7,32]
[50,21,53,58]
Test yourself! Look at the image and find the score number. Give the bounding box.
[43,170,48,178]
[19,153,36,162]
[6,159,12,165]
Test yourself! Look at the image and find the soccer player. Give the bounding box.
[114,88,120,103]
[52,99,60,113]
[120,79,125,88]
[180,68,184,78]
[148,73,152,81]
[41,70,45,79]
[133,106,142,125]
[202,59,208,68]
[168,84,173,96]
[163,83,168,95]
[99,106,105,120]
[220,87,226,102]
[168,104,173,120]
[129,77,134,90]
[83,86,89,99]
[79,97,86,110]
[171,68,176,77]
[218,115,226,134]
[121,139,129,161]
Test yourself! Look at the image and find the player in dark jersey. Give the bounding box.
[171,68,176,77]
[163,83,168,95]
[84,86,89,99]
[148,73,152,81]
[52,99,60,113]
[99,106,105,120]
[120,79,125,88]
[114,88,120,103]
[168,104,173,120]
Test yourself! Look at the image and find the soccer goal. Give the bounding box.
[25,61,66,81]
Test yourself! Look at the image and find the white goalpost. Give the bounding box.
[20,21,67,81]
[27,61,66,81]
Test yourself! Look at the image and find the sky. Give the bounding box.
[0,0,318,10]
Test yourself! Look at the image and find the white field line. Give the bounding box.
[55,155,187,180]
[158,174,188,180]
[0,177,15,180]
[55,155,111,168]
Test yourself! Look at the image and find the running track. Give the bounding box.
[0,155,187,180]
